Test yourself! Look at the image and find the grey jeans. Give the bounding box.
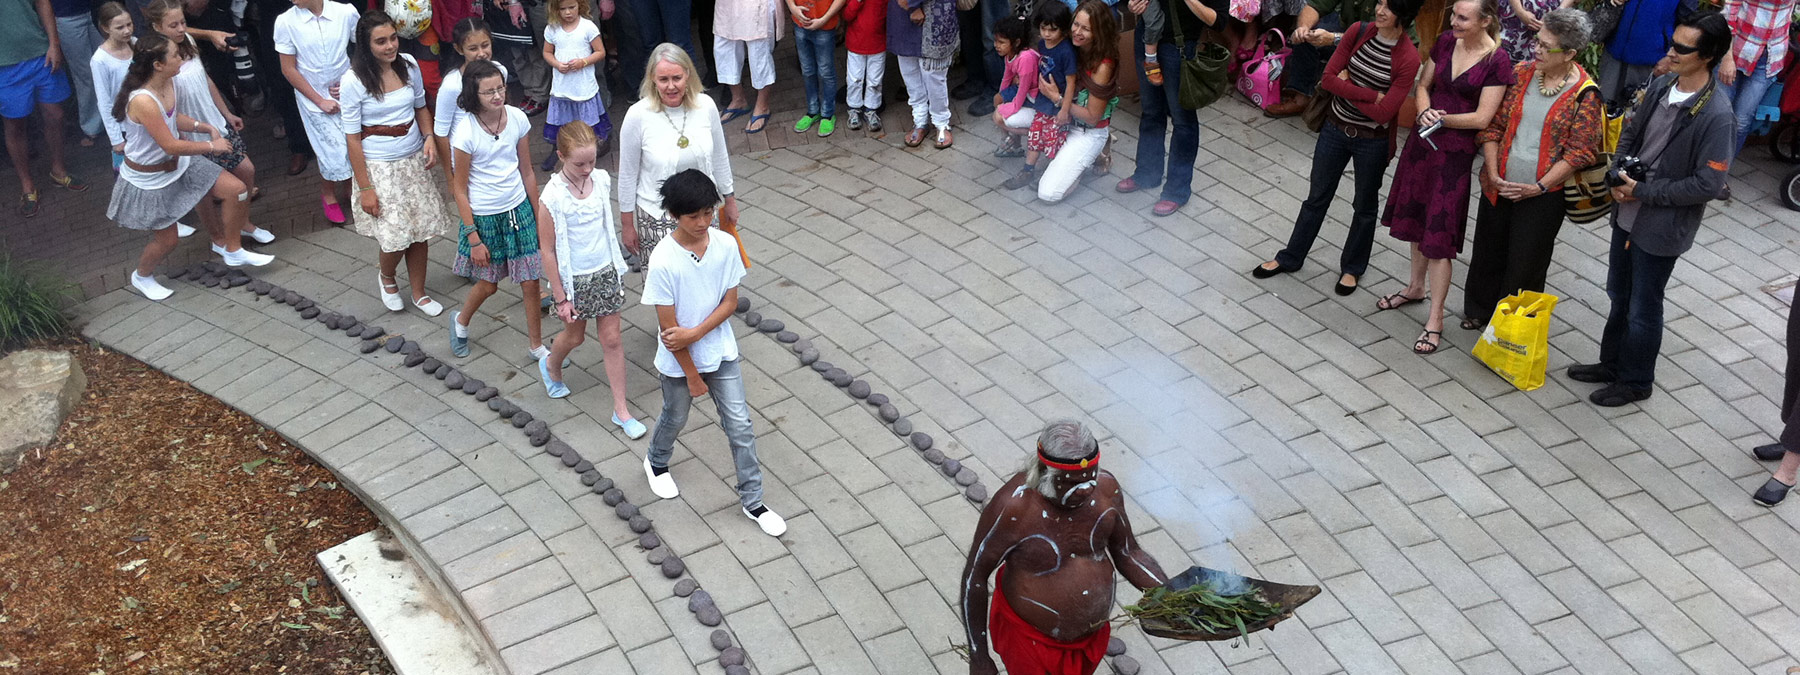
[56,13,104,138]
[648,357,764,510]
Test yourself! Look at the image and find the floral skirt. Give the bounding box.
[1383,141,1478,261]
[353,153,452,252]
[196,128,249,171]
[570,268,626,319]
[634,209,677,259]
[453,200,543,282]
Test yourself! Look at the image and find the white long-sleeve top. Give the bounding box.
[91,46,132,146]
[616,93,734,219]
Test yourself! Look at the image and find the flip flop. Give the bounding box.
[1376,291,1424,311]
[745,114,771,134]
[719,107,751,124]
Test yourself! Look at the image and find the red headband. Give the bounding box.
[1038,443,1099,472]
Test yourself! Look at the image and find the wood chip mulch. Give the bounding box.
[0,342,394,674]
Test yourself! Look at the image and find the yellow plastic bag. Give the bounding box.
[1472,291,1558,391]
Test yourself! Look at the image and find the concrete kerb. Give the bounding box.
[106,262,757,674]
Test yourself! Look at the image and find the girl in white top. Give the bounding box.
[433,17,509,180]
[535,0,609,171]
[107,34,272,302]
[90,3,135,170]
[341,11,452,318]
[275,0,360,224]
[618,44,739,258]
[142,0,275,247]
[447,59,551,363]
[535,121,647,438]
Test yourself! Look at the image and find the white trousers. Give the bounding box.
[895,55,951,128]
[1039,125,1108,203]
[1001,106,1034,130]
[297,101,352,182]
[846,51,886,110]
[714,36,776,90]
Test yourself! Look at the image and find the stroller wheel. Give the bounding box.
[1782,165,1800,211]
[1775,123,1800,162]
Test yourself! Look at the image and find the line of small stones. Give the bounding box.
[729,298,1143,672]
[170,261,756,674]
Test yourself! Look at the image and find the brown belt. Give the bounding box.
[1335,120,1386,139]
[361,122,414,138]
[124,157,178,173]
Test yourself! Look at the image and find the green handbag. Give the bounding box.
[1172,12,1230,111]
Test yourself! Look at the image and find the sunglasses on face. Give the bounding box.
[1670,41,1701,55]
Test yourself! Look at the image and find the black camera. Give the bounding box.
[1607,155,1647,187]
[224,34,247,50]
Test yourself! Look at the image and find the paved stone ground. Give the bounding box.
[35,29,1800,675]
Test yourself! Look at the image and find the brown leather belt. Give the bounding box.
[361,122,413,138]
[124,157,178,173]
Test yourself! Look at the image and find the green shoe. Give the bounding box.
[817,116,835,137]
[795,115,817,132]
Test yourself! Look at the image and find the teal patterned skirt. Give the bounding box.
[453,199,543,282]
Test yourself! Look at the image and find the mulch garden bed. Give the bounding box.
[0,342,393,674]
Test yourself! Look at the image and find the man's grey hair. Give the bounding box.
[1541,8,1592,55]
[1022,420,1098,490]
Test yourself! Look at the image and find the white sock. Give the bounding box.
[453,318,469,338]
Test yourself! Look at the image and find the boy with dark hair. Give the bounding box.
[640,168,786,537]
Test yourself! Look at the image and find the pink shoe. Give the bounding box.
[322,197,346,225]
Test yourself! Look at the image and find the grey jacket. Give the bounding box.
[1610,73,1734,258]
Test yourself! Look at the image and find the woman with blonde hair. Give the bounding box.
[617,43,741,258]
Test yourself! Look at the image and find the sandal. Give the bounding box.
[1376,291,1424,311]
[719,106,751,124]
[1144,61,1164,87]
[1460,317,1487,331]
[744,113,771,134]
[905,126,928,147]
[1089,133,1114,177]
[1413,330,1443,355]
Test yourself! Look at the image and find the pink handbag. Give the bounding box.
[1236,29,1291,110]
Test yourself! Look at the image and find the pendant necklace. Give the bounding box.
[479,111,504,140]
[663,107,690,149]
[1538,68,1571,97]
[562,170,591,197]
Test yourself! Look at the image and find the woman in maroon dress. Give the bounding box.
[1376,0,1513,355]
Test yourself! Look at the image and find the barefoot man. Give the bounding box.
[960,420,1170,675]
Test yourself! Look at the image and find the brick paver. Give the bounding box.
[41,28,1800,675]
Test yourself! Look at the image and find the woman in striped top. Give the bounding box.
[1252,0,1422,297]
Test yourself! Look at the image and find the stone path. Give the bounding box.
[51,35,1800,675]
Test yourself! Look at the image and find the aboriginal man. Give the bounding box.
[960,420,1170,675]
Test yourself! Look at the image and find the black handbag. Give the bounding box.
[1172,8,1231,110]
[1589,0,1623,43]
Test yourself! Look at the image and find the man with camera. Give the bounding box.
[1567,11,1734,407]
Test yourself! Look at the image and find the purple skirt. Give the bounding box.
[545,96,611,142]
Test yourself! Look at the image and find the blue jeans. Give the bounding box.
[1723,50,1776,156]
[958,0,1008,93]
[1598,225,1680,388]
[1275,121,1390,276]
[625,0,697,93]
[795,25,837,118]
[648,358,765,510]
[1284,13,1344,97]
[1131,39,1201,204]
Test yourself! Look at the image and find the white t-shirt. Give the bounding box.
[339,54,428,161]
[616,94,735,218]
[450,105,532,215]
[433,62,510,139]
[544,18,600,102]
[641,228,745,378]
[175,56,229,136]
[273,0,359,114]
[91,46,132,146]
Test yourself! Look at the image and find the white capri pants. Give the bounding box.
[714,36,776,90]
[896,55,951,128]
[846,51,885,110]
[1038,125,1108,203]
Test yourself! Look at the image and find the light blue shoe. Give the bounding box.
[539,356,570,399]
[612,413,647,440]
[449,311,469,357]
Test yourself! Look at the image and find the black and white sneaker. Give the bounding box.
[743,504,786,536]
[644,456,679,499]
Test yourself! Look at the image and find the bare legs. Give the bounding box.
[3,103,73,195]
[230,157,259,233]
[727,84,773,131]
[378,242,432,302]
[135,224,180,276]
[546,313,633,420]
[1391,244,1451,352]
[198,171,249,252]
[520,279,544,350]
[1777,451,1799,486]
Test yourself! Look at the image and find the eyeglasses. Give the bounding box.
[1669,41,1701,55]
[477,87,507,97]
[1534,40,1567,54]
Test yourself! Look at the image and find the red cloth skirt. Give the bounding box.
[989,567,1110,675]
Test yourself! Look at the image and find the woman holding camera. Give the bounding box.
[1463,8,1602,330]
[1376,0,1513,355]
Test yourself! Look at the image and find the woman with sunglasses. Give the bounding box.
[1463,8,1602,331]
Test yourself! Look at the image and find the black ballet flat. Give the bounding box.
[1251,261,1293,279]
[1754,442,1788,462]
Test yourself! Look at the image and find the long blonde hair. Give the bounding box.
[639,43,702,112]
[1451,0,1503,56]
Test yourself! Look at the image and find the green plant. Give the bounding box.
[0,253,73,349]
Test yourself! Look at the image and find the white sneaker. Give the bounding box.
[174,222,196,238]
[644,456,679,499]
[377,273,404,311]
[743,505,787,537]
[130,271,172,301]
[244,226,275,244]
[214,244,274,267]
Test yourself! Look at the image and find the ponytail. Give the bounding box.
[441,17,491,75]
[112,34,174,123]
